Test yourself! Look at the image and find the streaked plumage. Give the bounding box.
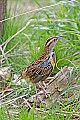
[16,36,62,98]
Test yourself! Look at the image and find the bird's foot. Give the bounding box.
[35,92,43,103]
[38,82,51,98]
[37,90,51,98]
[43,89,51,98]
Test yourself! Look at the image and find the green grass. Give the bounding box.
[0,97,80,120]
[0,0,80,120]
[0,107,8,120]
[1,0,79,72]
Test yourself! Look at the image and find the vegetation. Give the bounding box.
[0,0,80,120]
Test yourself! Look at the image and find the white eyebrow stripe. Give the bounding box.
[46,39,54,46]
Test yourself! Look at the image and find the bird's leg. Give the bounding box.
[42,81,46,88]
[34,83,43,102]
[38,81,49,98]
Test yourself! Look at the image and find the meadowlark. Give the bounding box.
[16,36,62,98]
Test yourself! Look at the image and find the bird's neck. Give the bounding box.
[44,46,54,55]
[39,47,54,60]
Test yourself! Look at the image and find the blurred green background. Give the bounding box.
[0,0,80,120]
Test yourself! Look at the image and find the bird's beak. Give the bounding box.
[58,36,63,39]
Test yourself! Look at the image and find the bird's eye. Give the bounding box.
[54,39,56,41]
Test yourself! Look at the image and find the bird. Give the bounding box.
[15,36,62,99]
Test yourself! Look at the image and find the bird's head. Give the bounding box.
[44,36,62,53]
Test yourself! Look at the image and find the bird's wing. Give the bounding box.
[37,59,52,69]
[27,60,53,83]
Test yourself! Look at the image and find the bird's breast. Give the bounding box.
[51,59,55,69]
[48,51,56,69]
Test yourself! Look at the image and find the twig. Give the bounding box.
[0,91,13,100]
[23,33,34,47]
[0,0,77,23]
[5,42,19,55]
[23,98,32,109]
[2,19,34,51]
[56,58,77,70]
[5,106,11,120]
[35,108,80,118]
[0,45,9,66]
[0,19,34,66]
[0,94,28,106]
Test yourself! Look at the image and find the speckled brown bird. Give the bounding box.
[16,36,62,98]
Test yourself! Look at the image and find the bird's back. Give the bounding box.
[21,50,56,83]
